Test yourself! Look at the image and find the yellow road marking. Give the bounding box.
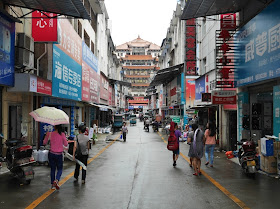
[157,132,250,209]
[26,135,119,209]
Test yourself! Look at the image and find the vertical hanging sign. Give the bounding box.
[216,13,236,88]
[185,18,197,75]
[32,11,58,42]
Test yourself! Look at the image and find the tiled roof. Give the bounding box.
[116,36,160,50]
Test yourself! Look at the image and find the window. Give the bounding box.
[78,21,82,38]
[84,30,90,48]
[91,41,95,54]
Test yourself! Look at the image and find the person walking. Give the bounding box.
[204,122,216,167]
[182,125,189,142]
[43,125,68,190]
[122,122,128,142]
[173,122,182,167]
[73,124,90,184]
[187,123,205,176]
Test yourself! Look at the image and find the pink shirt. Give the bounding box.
[204,129,216,145]
[43,131,68,154]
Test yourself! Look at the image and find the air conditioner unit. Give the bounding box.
[15,33,34,69]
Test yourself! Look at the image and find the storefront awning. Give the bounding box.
[181,0,273,27]
[0,8,21,22]
[3,0,91,19]
[149,63,184,87]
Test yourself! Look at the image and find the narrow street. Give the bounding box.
[0,120,279,209]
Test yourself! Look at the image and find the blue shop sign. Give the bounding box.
[235,1,280,87]
[52,45,82,101]
[0,13,15,86]
[195,75,205,100]
[82,42,98,73]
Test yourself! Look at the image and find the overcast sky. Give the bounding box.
[105,0,179,47]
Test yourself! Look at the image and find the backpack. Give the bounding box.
[167,122,179,151]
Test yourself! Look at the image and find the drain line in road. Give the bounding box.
[157,132,250,209]
[25,134,120,209]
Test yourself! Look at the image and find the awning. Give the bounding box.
[109,78,131,87]
[0,8,21,22]
[181,0,274,27]
[149,63,184,87]
[3,0,91,19]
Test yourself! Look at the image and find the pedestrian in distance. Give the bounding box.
[182,124,189,142]
[122,122,128,142]
[187,123,205,176]
[73,124,90,184]
[173,123,182,167]
[204,122,216,167]
[43,125,68,190]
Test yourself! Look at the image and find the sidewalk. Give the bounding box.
[160,129,280,180]
[0,132,115,175]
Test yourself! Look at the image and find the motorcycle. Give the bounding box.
[237,138,259,176]
[152,121,159,132]
[2,135,35,184]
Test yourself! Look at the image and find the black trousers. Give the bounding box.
[123,132,127,141]
[74,154,88,180]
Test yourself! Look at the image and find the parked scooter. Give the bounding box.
[152,121,159,132]
[2,134,35,184]
[237,138,259,176]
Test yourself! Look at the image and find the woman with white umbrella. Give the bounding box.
[30,106,69,190]
[43,125,68,190]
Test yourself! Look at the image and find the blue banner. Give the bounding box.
[0,13,15,86]
[52,45,82,101]
[273,86,280,137]
[195,75,205,100]
[235,1,280,87]
[82,42,98,73]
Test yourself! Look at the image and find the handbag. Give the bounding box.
[75,135,82,159]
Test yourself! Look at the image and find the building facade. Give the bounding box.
[116,37,160,112]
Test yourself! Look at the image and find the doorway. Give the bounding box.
[228,111,237,150]
[9,105,22,139]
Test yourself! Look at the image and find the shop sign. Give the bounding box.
[195,75,205,100]
[221,14,236,30]
[100,74,109,102]
[185,76,197,108]
[82,42,98,73]
[212,90,236,104]
[52,45,82,101]
[55,19,82,65]
[273,85,280,136]
[235,1,280,87]
[216,13,236,88]
[202,93,211,102]
[37,77,52,95]
[109,86,112,106]
[185,18,197,75]
[32,11,58,42]
[171,116,180,123]
[0,13,15,86]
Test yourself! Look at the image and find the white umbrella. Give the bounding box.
[29,106,69,125]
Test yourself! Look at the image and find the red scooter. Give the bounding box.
[237,138,259,176]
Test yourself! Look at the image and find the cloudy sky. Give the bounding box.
[105,0,179,47]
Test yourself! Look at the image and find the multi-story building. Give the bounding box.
[116,36,160,111]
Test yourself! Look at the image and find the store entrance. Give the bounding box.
[9,105,22,140]
[228,111,237,150]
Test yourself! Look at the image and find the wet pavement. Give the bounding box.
[0,121,280,209]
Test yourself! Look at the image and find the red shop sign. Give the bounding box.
[32,11,58,42]
[212,90,236,104]
[37,77,52,95]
